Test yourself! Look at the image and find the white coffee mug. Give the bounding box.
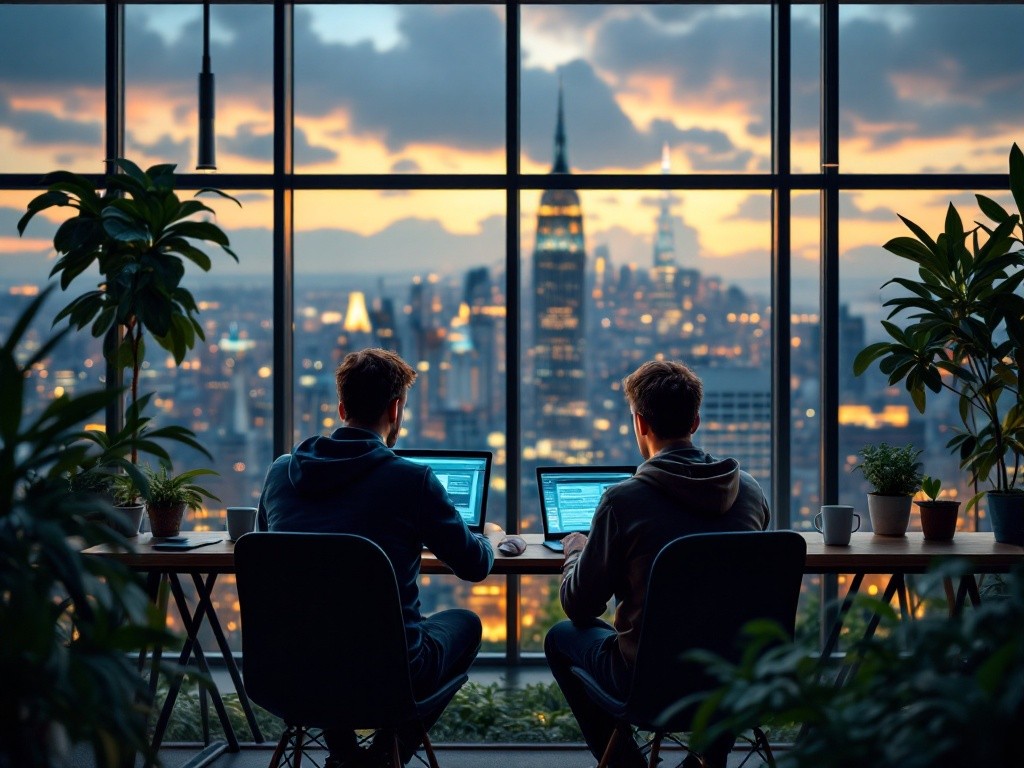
[814,505,861,546]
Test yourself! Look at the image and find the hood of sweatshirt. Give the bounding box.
[633,443,741,515]
[286,426,394,496]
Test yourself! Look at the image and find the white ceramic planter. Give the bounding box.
[867,494,912,536]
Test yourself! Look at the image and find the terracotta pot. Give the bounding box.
[988,492,1024,546]
[147,502,187,538]
[916,500,960,542]
[867,494,913,536]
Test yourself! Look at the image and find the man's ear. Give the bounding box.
[338,402,347,421]
[691,413,701,435]
[634,411,652,437]
[387,396,401,423]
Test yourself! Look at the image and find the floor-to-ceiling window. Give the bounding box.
[1,1,1021,661]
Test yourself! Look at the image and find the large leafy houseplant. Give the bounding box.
[17,159,239,463]
[682,562,1024,768]
[853,144,1024,515]
[0,289,176,768]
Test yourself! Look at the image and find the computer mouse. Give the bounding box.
[497,535,527,557]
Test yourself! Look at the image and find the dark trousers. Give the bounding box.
[545,619,734,768]
[325,608,481,764]
[544,619,646,768]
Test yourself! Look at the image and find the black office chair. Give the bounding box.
[571,530,807,768]
[234,532,468,768]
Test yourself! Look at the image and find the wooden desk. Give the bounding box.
[91,531,1024,576]
[87,529,1023,763]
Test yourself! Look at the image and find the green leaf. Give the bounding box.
[977,194,1010,224]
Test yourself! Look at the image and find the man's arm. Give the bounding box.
[559,500,618,620]
[419,471,494,582]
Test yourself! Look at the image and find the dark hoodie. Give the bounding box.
[256,427,494,665]
[559,442,770,665]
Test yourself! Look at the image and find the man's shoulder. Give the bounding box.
[600,474,658,506]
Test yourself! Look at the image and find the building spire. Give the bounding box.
[552,77,569,174]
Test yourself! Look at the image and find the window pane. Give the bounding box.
[838,189,1007,534]
[294,5,505,173]
[521,185,772,530]
[790,192,822,532]
[126,4,273,173]
[294,189,508,638]
[521,5,771,175]
[791,6,821,174]
[839,4,1024,173]
[0,5,104,172]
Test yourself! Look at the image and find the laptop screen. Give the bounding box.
[395,450,491,532]
[537,466,636,539]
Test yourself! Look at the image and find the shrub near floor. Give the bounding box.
[162,681,583,744]
[687,561,1024,768]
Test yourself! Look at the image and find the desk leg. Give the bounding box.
[953,574,982,615]
[819,573,864,664]
[169,574,240,752]
[190,573,265,743]
[148,573,240,763]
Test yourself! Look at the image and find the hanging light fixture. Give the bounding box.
[196,1,216,171]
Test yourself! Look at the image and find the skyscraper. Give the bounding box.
[532,85,587,435]
[650,143,679,312]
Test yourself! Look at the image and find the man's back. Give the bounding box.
[257,426,493,661]
[560,442,770,664]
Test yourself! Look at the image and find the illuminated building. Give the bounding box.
[531,85,587,436]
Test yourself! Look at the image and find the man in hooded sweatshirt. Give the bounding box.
[256,348,494,768]
[544,359,770,768]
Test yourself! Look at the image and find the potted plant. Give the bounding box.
[1,289,175,767]
[68,392,211,537]
[17,158,239,463]
[852,443,923,536]
[144,465,220,538]
[854,143,1024,544]
[916,476,961,542]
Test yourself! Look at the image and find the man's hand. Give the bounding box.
[562,532,588,558]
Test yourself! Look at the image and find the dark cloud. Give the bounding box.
[0,97,101,147]
[293,6,504,152]
[294,217,504,276]
[838,6,1024,147]
[0,5,104,85]
[841,194,894,222]
[2,4,1019,173]
[726,194,771,222]
[390,159,422,173]
[224,123,336,165]
[129,132,191,162]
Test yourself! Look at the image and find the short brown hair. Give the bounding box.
[335,348,417,426]
[622,360,703,439]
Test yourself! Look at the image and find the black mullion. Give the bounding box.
[820,0,841,653]
[272,2,295,460]
[104,0,125,438]
[504,0,522,666]
[771,1,792,529]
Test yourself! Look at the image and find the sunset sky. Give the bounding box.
[1,3,1022,319]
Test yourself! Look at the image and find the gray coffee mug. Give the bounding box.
[814,505,861,546]
[226,506,258,542]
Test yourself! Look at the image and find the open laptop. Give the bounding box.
[395,449,492,534]
[537,466,636,552]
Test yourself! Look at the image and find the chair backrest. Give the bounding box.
[627,530,806,730]
[234,532,418,728]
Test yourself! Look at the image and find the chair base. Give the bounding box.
[267,723,442,768]
[596,724,777,768]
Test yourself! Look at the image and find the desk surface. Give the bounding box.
[84,531,1024,575]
